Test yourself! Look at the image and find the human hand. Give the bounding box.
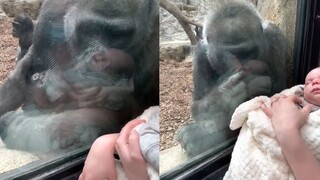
[116,119,149,180]
[261,95,312,141]
[79,134,119,180]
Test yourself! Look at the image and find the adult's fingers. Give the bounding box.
[122,119,145,130]
[78,173,84,180]
[79,87,102,101]
[68,83,84,91]
[70,84,101,95]
[260,103,272,118]
[67,90,80,100]
[287,94,303,104]
[128,130,144,161]
[270,94,286,104]
[119,119,145,141]
[78,99,102,108]
[301,103,313,115]
[279,94,287,98]
[116,119,145,155]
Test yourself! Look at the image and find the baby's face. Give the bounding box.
[304,68,320,106]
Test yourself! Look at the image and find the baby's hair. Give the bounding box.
[305,67,320,83]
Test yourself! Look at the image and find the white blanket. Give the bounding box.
[224,85,320,180]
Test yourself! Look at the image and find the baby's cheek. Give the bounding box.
[304,89,312,99]
[304,92,320,106]
[304,86,311,94]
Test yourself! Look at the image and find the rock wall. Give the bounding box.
[0,0,42,19]
[257,0,297,84]
[160,0,297,43]
[0,5,6,20]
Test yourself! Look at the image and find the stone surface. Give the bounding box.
[160,145,188,174]
[0,0,41,19]
[0,139,39,174]
[0,5,7,20]
[160,41,191,62]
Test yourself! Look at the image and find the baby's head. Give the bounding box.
[89,48,134,75]
[304,67,320,106]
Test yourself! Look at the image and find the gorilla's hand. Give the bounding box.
[75,86,107,108]
[70,85,133,110]
[192,72,247,122]
[216,72,248,113]
[177,120,239,158]
[221,64,272,99]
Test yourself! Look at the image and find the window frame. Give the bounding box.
[293,0,320,84]
[0,146,89,179]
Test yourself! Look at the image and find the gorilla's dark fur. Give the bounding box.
[0,0,159,154]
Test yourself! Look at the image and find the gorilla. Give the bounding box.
[12,13,34,61]
[0,0,159,154]
[177,0,286,158]
[30,48,135,112]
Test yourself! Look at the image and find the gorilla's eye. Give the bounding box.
[106,29,134,41]
[243,49,258,59]
[76,21,135,48]
[234,44,260,60]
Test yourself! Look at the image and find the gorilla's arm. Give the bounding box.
[12,13,34,61]
[192,44,248,123]
[192,45,226,122]
[0,47,33,116]
[192,44,219,101]
[263,23,287,93]
[69,85,134,111]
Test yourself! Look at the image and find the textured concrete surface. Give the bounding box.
[0,139,39,174]
[160,145,188,174]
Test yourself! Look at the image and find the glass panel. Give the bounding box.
[0,0,159,176]
[160,0,297,175]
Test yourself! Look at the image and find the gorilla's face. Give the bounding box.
[64,0,157,61]
[205,2,266,61]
